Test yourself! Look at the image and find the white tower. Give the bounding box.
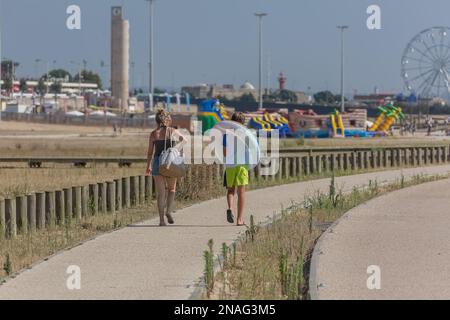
[111,6,130,111]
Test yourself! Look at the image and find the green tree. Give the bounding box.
[314,91,336,104]
[1,60,19,79]
[154,87,165,94]
[4,77,13,93]
[278,89,298,103]
[47,69,72,82]
[215,95,231,103]
[74,70,103,89]
[36,78,47,95]
[19,78,28,92]
[238,93,256,103]
[50,81,63,94]
[334,94,347,104]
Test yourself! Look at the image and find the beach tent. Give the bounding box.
[66,110,85,116]
[90,110,117,117]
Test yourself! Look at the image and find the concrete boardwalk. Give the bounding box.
[1,166,450,300]
[310,177,450,300]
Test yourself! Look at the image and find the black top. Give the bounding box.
[153,139,173,157]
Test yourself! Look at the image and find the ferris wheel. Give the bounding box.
[401,27,450,99]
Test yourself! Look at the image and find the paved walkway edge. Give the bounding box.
[309,177,450,300]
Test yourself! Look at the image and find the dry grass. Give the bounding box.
[0,120,151,135]
[0,135,150,157]
[0,166,145,198]
[209,173,450,300]
[2,120,450,158]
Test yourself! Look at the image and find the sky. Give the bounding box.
[1,0,450,95]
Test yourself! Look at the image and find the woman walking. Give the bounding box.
[145,110,185,226]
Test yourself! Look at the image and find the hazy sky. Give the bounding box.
[1,0,450,94]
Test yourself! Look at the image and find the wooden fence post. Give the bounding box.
[64,187,73,225]
[123,177,131,208]
[115,179,122,211]
[17,195,28,234]
[5,198,16,238]
[55,190,65,225]
[73,187,82,221]
[139,176,145,205]
[46,191,56,228]
[350,152,356,171]
[36,192,45,229]
[81,186,89,217]
[0,198,6,239]
[107,182,116,214]
[145,175,153,202]
[131,176,139,206]
[27,193,36,232]
[304,156,310,175]
[99,182,108,214]
[89,184,99,215]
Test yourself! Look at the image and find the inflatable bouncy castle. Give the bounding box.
[248,112,291,137]
[197,99,230,133]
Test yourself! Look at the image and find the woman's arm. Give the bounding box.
[145,132,155,176]
[171,127,187,144]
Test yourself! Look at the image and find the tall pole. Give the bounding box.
[255,13,267,111]
[267,53,271,95]
[337,25,348,113]
[0,0,2,122]
[46,61,50,94]
[147,0,155,110]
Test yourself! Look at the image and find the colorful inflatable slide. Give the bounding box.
[248,113,291,137]
[330,110,345,138]
[369,104,404,135]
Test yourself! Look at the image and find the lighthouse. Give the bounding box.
[278,72,287,91]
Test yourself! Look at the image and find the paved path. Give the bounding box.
[2,165,450,299]
[310,177,450,300]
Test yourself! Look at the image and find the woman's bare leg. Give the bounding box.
[165,177,177,224]
[154,176,167,226]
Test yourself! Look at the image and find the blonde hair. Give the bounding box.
[155,109,171,127]
[231,112,246,125]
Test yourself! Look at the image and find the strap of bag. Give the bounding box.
[164,126,169,151]
[165,127,175,150]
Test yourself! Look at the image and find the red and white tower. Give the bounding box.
[278,71,286,90]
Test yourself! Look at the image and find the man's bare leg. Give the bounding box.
[237,186,245,225]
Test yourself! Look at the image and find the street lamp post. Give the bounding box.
[337,25,349,113]
[255,12,267,111]
[146,0,155,111]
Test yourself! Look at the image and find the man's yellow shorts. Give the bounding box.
[225,165,249,188]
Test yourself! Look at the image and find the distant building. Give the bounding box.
[182,82,257,100]
[5,80,98,94]
[353,93,396,108]
[182,79,309,104]
[111,6,130,111]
